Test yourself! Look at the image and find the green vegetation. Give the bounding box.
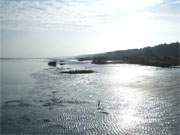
[77,42,180,67]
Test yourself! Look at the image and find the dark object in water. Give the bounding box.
[99,111,109,115]
[97,100,104,110]
[60,62,65,65]
[48,61,56,67]
[96,100,108,115]
[97,100,100,108]
[60,70,94,74]
[43,119,51,123]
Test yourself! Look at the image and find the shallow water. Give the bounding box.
[1,59,180,135]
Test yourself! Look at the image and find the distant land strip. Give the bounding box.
[77,42,180,67]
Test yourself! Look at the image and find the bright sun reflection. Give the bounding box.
[105,65,147,128]
[121,91,143,127]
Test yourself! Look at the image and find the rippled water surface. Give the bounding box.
[1,59,180,135]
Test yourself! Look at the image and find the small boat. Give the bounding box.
[60,62,65,65]
[48,61,56,67]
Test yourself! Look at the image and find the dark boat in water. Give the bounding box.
[48,61,57,67]
[60,62,65,65]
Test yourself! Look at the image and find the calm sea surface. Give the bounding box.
[1,59,180,135]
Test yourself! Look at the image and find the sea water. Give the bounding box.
[1,59,180,135]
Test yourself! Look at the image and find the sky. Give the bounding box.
[1,0,180,58]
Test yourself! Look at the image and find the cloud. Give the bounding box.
[1,0,179,58]
[0,0,179,31]
[0,0,99,30]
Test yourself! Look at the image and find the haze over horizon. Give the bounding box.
[1,0,180,58]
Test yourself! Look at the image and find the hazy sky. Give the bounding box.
[1,0,180,58]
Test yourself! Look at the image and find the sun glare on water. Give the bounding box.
[103,65,152,128]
